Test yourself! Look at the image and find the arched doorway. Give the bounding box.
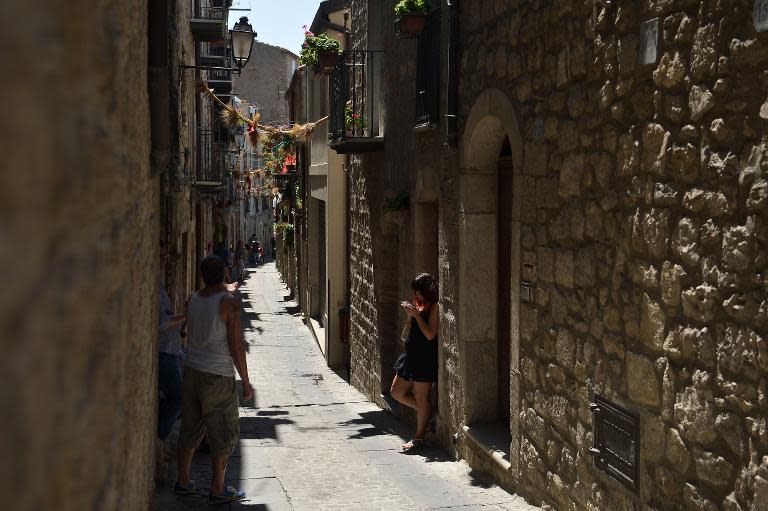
[458,89,523,470]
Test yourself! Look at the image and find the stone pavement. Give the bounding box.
[152,262,540,510]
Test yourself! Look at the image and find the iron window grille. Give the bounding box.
[589,395,640,492]
[415,3,440,127]
[329,50,383,142]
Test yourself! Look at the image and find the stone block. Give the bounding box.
[690,24,718,79]
[524,142,548,176]
[627,352,661,406]
[555,328,575,370]
[642,123,670,176]
[460,172,497,214]
[554,250,575,288]
[660,261,685,307]
[694,448,734,489]
[666,427,690,473]
[640,292,666,351]
[642,414,665,463]
[559,153,584,198]
[460,339,498,424]
[681,284,718,323]
[459,213,496,342]
[689,85,714,121]
[653,51,686,88]
[537,246,555,283]
[675,386,717,445]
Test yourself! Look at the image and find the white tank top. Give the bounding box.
[184,291,235,377]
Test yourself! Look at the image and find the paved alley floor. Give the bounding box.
[152,262,539,511]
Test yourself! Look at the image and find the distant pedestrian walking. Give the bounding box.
[175,255,253,504]
[270,235,276,259]
[390,273,439,452]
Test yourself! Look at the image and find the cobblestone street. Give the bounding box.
[152,263,539,510]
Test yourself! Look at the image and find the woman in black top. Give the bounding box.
[391,273,439,451]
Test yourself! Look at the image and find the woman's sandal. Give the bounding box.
[401,438,424,452]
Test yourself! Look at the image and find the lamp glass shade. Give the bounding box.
[234,131,246,149]
[230,17,255,69]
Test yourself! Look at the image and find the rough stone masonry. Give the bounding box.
[343,1,768,510]
[1,0,157,509]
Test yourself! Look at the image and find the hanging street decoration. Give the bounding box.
[199,79,319,203]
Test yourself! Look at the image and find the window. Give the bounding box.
[415,2,440,127]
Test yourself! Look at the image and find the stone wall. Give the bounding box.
[345,0,768,509]
[0,0,157,509]
[164,0,199,308]
[448,1,768,509]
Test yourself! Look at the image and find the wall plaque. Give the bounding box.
[755,0,768,32]
[639,18,660,66]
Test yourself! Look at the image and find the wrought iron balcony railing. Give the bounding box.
[196,127,228,184]
[190,1,227,41]
[329,50,384,153]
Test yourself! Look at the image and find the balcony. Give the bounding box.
[196,127,228,186]
[207,60,233,96]
[329,50,384,154]
[200,41,230,67]
[190,3,227,42]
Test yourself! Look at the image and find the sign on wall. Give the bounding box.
[639,18,660,66]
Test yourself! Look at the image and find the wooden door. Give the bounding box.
[497,154,513,423]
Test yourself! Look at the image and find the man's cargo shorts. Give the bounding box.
[179,366,240,457]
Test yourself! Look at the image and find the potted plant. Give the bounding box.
[344,105,367,137]
[299,26,342,77]
[394,0,431,38]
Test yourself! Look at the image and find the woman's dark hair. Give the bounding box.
[411,273,438,305]
[200,256,226,286]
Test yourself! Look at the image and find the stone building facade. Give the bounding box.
[234,41,298,126]
[2,0,157,508]
[343,1,768,510]
[2,0,248,508]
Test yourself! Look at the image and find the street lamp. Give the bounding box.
[230,17,256,73]
[234,124,246,152]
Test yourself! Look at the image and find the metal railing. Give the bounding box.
[202,42,229,58]
[329,50,382,141]
[208,60,232,82]
[197,127,228,183]
[415,6,441,126]
[194,2,226,20]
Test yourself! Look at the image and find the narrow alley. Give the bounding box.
[152,263,539,511]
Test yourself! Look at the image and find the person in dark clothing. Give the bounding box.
[270,235,276,259]
[390,273,439,452]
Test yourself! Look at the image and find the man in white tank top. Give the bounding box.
[174,256,253,504]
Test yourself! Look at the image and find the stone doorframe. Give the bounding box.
[458,88,523,475]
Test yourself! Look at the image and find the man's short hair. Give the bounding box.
[200,256,226,286]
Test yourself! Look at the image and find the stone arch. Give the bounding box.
[457,88,523,470]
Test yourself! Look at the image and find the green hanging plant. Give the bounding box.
[383,192,410,212]
[298,29,342,67]
[394,0,431,17]
[283,224,295,248]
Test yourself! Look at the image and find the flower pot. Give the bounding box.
[313,51,339,77]
[396,14,427,39]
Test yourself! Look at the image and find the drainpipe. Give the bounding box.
[444,0,459,148]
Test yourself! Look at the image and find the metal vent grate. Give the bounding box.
[589,395,640,492]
